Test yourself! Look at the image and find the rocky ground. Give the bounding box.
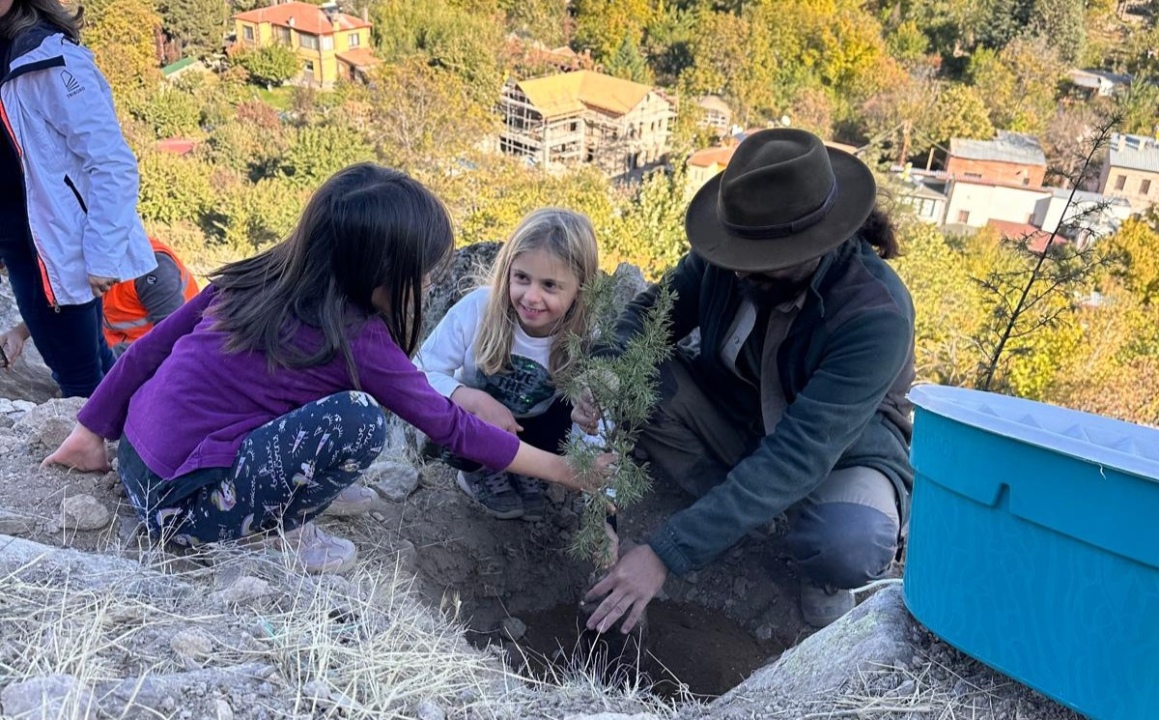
[0,251,1087,719]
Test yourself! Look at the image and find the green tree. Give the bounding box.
[498,0,569,45]
[157,0,228,56]
[1107,215,1159,304]
[280,125,375,187]
[886,19,930,67]
[370,0,504,104]
[572,0,654,61]
[928,82,994,146]
[137,150,216,226]
[1028,0,1085,64]
[683,9,780,125]
[127,87,203,138]
[233,45,300,88]
[969,36,1064,134]
[893,221,983,386]
[608,166,690,279]
[83,0,162,97]
[363,58,495,172]
[604,34,652,84]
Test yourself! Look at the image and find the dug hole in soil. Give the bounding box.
[369,460,819,701]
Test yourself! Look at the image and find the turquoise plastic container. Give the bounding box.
[904,385,1159,720]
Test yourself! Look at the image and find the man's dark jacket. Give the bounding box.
[613,238,916,576]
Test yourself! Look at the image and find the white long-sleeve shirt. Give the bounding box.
[416,288,559,419]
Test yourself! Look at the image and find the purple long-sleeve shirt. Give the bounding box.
[78,285,520,480]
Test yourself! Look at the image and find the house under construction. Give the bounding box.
[499,70,674,177]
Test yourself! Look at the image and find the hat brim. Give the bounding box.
[685,147,877,272]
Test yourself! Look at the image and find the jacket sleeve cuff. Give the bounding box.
[647,524,695,577]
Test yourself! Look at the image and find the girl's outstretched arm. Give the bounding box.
[506,442,610,493]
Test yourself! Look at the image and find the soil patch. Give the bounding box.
[494,599,782,700]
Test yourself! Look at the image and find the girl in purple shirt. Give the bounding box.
[44,163,605,573]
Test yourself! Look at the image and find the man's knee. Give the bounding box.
[787,502,898,589]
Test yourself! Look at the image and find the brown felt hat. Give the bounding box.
[685,128,877,271]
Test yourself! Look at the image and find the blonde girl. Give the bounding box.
[418,208,599,520]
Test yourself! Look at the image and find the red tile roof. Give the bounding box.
[156,138,197,156]
[688,145,736,168]
[233,2,370,36]
[986,219,1060,254]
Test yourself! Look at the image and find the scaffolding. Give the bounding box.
[498,72,674,177]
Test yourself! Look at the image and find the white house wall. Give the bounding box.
[944,181,1051,227]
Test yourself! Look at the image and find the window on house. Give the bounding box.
[348,33,360,48]
[1114,174,1127,191]
[274,26,291,44]
[303,60,315,74]
[957,210,970,224]
[1142,179,1152,196]
[964,172,982,179]
[1022,177,1030,186]
[242,25,254,41]
[321,35,334,51]
[299,33,319,50]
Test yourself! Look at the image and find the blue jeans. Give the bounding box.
[118,392,387,546]
[0,234,114,397]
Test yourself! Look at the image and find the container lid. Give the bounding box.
[909,384,1159,481]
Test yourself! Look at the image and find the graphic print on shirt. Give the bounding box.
[475,354,555,417]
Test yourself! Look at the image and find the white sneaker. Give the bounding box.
[269,522,357,574]
[323,484,378,516]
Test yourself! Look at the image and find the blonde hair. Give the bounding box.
[475,208,599,379]
[0,0,82,41]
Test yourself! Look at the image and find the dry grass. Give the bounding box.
[0,532,677,719]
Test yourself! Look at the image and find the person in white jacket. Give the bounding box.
[416,209,599,521]
[0,0,156,396]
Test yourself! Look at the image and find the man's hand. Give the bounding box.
[88,275,118,297]
[0,323,30,368]
[571,387,602,435]
[41,423,111,473]
[451,387,523,434]
[584,543,667,634]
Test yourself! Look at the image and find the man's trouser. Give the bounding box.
[635,354,900,589]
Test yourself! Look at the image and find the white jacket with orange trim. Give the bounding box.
[0,23,155,307]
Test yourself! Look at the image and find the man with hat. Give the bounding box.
[576,128,915,632]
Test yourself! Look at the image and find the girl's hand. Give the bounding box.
[452,387,524,434]
[0,324,29,369]
[88,275,118,297]
[557,451,618,495]
[41,423,112,473]
[571,388,602,435]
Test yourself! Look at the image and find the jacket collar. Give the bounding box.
[1,23,69,86]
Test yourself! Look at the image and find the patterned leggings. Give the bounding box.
[118,392,387,546]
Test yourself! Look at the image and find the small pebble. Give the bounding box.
[416,698,446,720]
[500,616,527,641]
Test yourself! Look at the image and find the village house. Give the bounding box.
[498,70,674,177]
[694,96,733,138]
[1066,69,1132,100]
[946,131,1047,187]
[686,143,737,198]
[233,1,378,88]
[1099,133,1159,209]
[942,175,1131,243]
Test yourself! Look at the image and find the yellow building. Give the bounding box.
[233,1,378,88]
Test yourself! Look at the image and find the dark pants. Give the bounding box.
[118,392,387,546]
[436,395,573,473]
[637,353,900,589]
[0,234,114,397]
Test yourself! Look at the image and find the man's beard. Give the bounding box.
[737,274,810,308]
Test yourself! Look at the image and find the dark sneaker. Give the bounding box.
[510,474,547,522]
[800,579,855,628]
[456,469,523,519]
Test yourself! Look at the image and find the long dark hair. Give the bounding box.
[0,0,83,41]
[209,163,453,384]
[861,207,900,260]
